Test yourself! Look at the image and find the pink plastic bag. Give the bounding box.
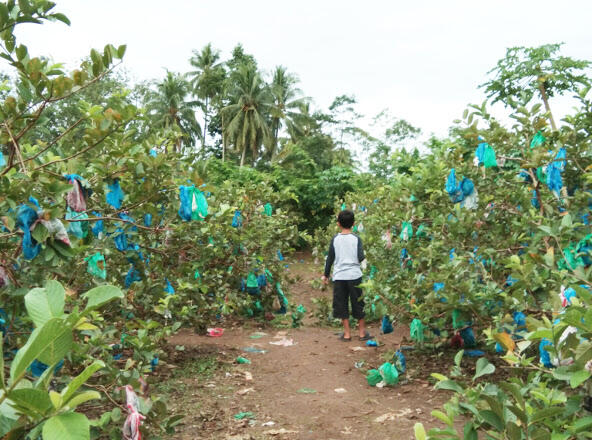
[122,385,145,440]
[66,178,86,212]
[207,328,224,337]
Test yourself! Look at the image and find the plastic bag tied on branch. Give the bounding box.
[122,385,146,440]
[106,179,125,209]
[178,185,208,221]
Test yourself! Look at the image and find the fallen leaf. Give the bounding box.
[237,388,254,395]
[264,429,299,435]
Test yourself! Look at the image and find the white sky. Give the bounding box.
[12,0,592,143]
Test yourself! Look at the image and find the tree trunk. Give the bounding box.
[202,97,208,151]
[539,83,557,131]
[240,144,246,167]
[272,120,279,159]
[221,112,225,162]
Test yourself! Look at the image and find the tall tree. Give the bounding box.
[145,71,202,152]
[221,64,272,166]
[189,43,226,151]
[268,66,308,158]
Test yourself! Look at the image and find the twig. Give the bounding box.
[3,123,26,173]
[34,126,121,171]
[66,215,169,232]
[24,117,86,164]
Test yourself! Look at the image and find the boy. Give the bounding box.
[321,210,371,341]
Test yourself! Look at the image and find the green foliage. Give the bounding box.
[0,281,121,438]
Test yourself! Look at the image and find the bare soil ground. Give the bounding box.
[158,253,462,439]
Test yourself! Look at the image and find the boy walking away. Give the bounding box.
[321,210,371,342]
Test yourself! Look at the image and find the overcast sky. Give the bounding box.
[13,0,592,141]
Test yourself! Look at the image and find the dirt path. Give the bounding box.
[163,253,452,439]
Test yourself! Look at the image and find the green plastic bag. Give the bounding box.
[416,224,427,238]
[265,269,274,283]
[530,131,546,149]
[379,362,399,385]
[184,187,208,221]
[264,203,273,216]
[400,222,413,241]
[276,282,288,308]
[85,252,106,279]
[66,207,89,239]
[558,244,584,270]
[483,145,497,168]
[246,272,260,295]
[452,309,470,329]
[410,318,424,343]
[236,356,251,364]
[369,265,378,280]
[366,369,382,386]
[341,203,346,211]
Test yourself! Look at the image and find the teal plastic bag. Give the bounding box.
[400,222,413,240]
[85,252,106,279]
[416,224,427,238]
[366,369,382,386]
[246,272,260,295]
[410,318,424,343]
[483,145,497,168]
[379,362,399,385]
[66,207,89,239]
[264,203,273,216]
[530,131,546,149]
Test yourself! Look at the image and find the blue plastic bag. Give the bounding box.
[144,213,152,227]
[164,279,175,295]
[124,266,141,288]
[381,316,393,334]
[475,142,487,164]
[16,205,40,260]
[394,350,406,373]
[0,151,5,168]
[106,179,125,209]
[232,210,242,228]
[546,148,566,194]
[114,228,128,251]
[445,169,463,202]
[277,250,284,261]
[91,212,104,237]
[29,359,64,378]
[539,338,553,368]
[257,274,267,288]
[460,327,476,348]
[178,185,208,221]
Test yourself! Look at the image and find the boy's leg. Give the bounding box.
[342,318,351,339]
[348,278,367,338]
[333,280,351,339]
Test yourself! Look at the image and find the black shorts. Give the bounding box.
[333,277,365,320]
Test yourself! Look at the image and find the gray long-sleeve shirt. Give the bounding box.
[324,233,365,281]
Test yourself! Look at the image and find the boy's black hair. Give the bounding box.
[337,210,355,229]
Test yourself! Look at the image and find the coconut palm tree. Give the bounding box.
[221,64,271,166]
[145,71,202,153]
[189,44,226,150]
[268,66,308,158]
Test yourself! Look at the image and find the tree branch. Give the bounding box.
[33,126,122,171]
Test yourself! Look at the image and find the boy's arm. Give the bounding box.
[324,237,336,278]
[357,236,365,262]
